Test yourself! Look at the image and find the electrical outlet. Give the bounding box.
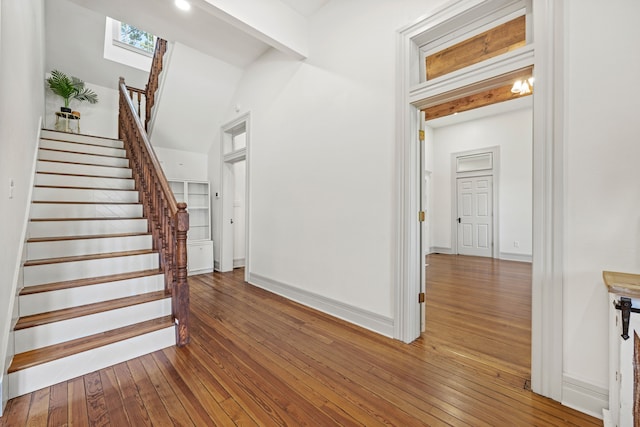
[513,241,520,248]
[9,179,15,199]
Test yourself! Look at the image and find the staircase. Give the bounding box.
[7,129,176,398]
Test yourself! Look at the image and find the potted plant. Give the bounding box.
[46,70,98,113]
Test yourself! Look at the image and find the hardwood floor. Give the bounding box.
[1,256,600,426]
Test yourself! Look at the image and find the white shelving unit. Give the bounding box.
[169,180,214,275]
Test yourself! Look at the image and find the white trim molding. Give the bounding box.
[562,375,607,420]
[430,246,453,255]
[499,252,532,263]
[248,273,394,338]
[396,0,565,405]
[219,113,251,282]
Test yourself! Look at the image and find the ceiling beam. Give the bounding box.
[199,0,308,59]
[422,68,533,120]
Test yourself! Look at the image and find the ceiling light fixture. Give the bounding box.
[511,77,534,95]
[175,0,191,11]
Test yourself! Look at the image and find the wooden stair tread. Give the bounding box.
[8,316,173,373]
[27,232,150,243]
[34,185,137,191]
[14,291,170,330]
[24,249,156,267]
[32,200,140,205]
[39,147,126,160]
[40,137,124,150]
[37,159,130,169]
[20,268,163,295]
[30,216,144,222]
[41,130,123,142]
[37,171,134,180]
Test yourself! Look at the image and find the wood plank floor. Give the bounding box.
[1,255,601,426]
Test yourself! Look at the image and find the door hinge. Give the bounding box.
[418,211,426,222]
[418,130,425,141]
[418,292,425,303]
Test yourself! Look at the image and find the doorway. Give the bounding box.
[220,113,250,278]
[422,100,533,386]
[397,0,564,401]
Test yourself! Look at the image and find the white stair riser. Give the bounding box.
[23,253,159,286]
[8,326,175,398]
[28,218,148,238]
[35,173,135,190]
[39,149,129,168]
[33,187,138,203]
[26,234,152,260]
[40,140,126,158]
[30,203,142,219]
[40,130,124,149]
[19,274,164,316]
[37,160,132,178]
[14,298,171,353]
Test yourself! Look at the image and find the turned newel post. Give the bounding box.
[175,202,190,346]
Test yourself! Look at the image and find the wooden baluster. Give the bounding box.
[174,203,189,346]
[119,48,188,347]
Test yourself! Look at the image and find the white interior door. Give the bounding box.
[457,176,493,257]
[232,160,246,268]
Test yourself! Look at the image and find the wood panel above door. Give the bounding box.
[426,15,526,81]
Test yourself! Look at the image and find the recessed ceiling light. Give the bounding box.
[175,0,191,11]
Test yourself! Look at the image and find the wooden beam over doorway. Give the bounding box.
[422,67,533,120]
[426,15,526,81]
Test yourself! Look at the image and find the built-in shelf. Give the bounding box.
[169,179,213,275]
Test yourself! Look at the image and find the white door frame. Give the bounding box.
[451,147,500,258]
[219,113,251,281]
[395,0,565,401]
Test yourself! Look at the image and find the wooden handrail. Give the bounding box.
[118,76,190,346]
[145,38,167,131]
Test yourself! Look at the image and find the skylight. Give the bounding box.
[103,17,154,72]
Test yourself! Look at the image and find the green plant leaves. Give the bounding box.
[46,70,99,107]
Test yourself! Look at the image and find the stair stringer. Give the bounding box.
[6,129,177,399]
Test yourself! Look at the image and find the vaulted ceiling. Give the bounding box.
[67,0,329,68]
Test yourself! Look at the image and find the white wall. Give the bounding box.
[45,0,148,90]
[0,0,45,415]
[217,0,447,328]
[44,81,119,138]
[429,105,533,259]
[151,42,243,153]
[154,147,208,182]
[563,0,640,398]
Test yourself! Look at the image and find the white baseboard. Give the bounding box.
[0,374,5,417]
[188,268,214,276]
[499,252,532,263]
[214,260,220,271]
[430,246,453,254]
[602,409,612,427]
[248,272,394,338]
[562,374,607,420]
[233,258,245,268]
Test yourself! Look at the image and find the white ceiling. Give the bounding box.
[279,0,329,17]
[68,0,330,69]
